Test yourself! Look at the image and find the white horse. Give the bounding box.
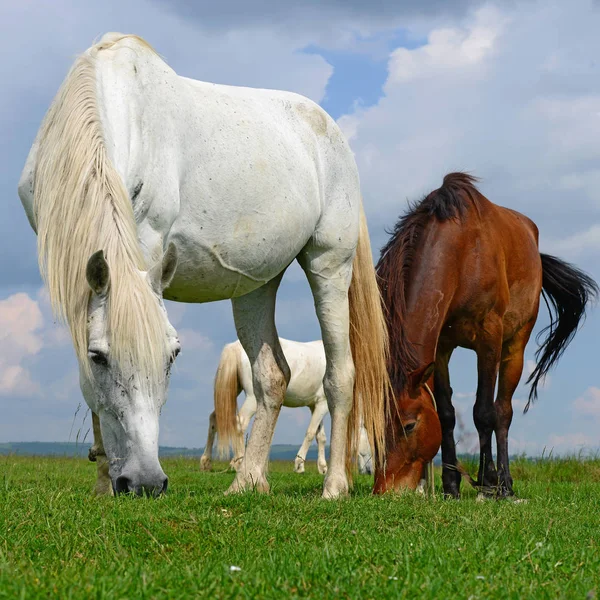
[18,33,389,498]
[200,338,374,475]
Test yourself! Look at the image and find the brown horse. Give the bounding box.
[374,173,597,498]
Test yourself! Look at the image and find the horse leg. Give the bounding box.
[316,419,328,475]
[495,321,534,497]
[295,401,329,474]
[474,316,503,494]
[230,395,257,471]
[226,275,290,494]
[200,411,216,471]
[299,251,354,499]
[434,349,460,498]
[88,412,113,496]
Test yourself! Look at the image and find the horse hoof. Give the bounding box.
[443,493,460,500]
[225,472,270,495]
[416,479,427,496]
[294,459,305,474]
[199,457,212,471]
[322,474,349,499]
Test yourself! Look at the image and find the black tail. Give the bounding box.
[526,254,598,411]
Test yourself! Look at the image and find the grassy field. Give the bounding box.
[1,456,599,599]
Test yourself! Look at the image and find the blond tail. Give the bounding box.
[214,343,242,459]
[347,204,392,474]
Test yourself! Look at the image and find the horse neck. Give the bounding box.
[402,222,455,367]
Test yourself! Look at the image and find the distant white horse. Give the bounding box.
[18,33,389,498]
[200,338,374,475]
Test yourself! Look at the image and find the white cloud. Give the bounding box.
[509,433,599,456]
[545,223,600,260]
[547,432,598,452]
[0,365,40,398]
[573,387,600,419]
[512,397,528,413]
[0,292,43,356]
[0,293,44,397]
[508,436,542,455]
[178,329,214,352]
[0,0,334,120]
[387,6,507,85]
[339,0,600,262]
[525,360,550,391]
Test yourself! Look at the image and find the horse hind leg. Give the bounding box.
[226,274,290,494]
[200,411,216,471]
[295,400,329,474]
[473,314,503,496]
[495,321,535,497]
[316,423,328,475]
[298,248,355,499]
[230,395,257,471]
[315,411,329,475]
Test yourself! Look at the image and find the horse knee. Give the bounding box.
[495,401,513,427]
[323,359,355,413]
[305,428,318,443]
[255,363,288,410]
[438,403,456,431]
[316,427,327,445]
[473,402,497,432]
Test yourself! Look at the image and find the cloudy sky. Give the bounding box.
[2,0,600,456]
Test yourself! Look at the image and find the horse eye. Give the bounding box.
[403,422,417,434]
[89,351,108,366]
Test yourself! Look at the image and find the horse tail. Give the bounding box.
[347,204,392,475]
[214,343,242,458]
[526,253,598,410]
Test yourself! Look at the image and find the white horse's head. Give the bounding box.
[82,244,180,496]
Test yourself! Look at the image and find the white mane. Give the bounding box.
[33,34,168,381]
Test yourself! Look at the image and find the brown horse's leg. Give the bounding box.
[434,349,460,498]
[474,315,503,494]
[495,321,535,496]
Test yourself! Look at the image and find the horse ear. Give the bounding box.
[149,243,178,293]
[409,362,435,395]
[86,250,110,296]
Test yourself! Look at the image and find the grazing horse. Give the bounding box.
[18,33,390,498]
[375,173,597,497]
[200,338,374,475]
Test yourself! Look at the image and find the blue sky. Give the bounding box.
[1,0,600,457]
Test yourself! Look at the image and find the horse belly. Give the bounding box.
[164,205,317,303]
[283,351,325,407]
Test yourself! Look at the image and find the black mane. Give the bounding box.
[376,172,481,391]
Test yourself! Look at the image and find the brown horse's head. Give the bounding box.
[374,363,442,493]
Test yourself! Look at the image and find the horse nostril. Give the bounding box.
[115,475,132,495]
[143,477,168,498]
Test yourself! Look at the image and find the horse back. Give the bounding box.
[448,193,543,341]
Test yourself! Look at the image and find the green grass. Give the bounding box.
[1,456,599,599]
